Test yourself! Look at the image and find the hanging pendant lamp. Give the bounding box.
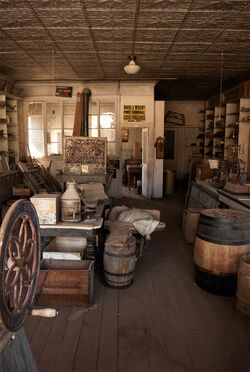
[124,56,141,74]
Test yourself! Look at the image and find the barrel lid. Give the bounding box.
[200,209,250,221]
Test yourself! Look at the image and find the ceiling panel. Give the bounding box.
[0,0,248,98]
[137,11,184,28]
[87,11,135,28]
[190,0,249,11]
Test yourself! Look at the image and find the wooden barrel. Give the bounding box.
[104,235,137,288]
[194,209,250,295]
[237,254,250,316]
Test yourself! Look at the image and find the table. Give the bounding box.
[40,217,103,258]
[126,165,142,190]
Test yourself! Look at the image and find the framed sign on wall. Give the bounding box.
[123,105,146,122]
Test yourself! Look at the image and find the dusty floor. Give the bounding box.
[24,183,249,372]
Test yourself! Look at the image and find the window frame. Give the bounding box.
[25,95,118,159]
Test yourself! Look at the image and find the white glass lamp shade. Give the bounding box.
[124,57,141,74]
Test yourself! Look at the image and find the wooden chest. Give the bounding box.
[36,259,94,306]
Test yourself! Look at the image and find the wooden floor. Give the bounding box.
[24,184,249,372]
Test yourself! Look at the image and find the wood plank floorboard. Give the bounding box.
[24,184,249,372]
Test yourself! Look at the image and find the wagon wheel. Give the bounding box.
[0,200,40,332]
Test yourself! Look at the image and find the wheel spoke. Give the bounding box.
[19,216,28,255]
[5,267,21,294]
[24,239,35,264]
[8,237,21,259]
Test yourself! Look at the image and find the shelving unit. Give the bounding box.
[204,109,214,158]
[212,106,226,159]
[238,97,250,174]
[224,102,239,160]
[0,93,20,168]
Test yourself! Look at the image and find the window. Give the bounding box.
[27,99,116,158]
[47,102,62,156]
[28,103,44,158]
[88,100,116,155]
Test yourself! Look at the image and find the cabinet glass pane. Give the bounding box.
[100,128,116,142]
[29,143,44,158]
[29,130,44,143]
[47,116,61,129]
[28,103,42,116]
[47,129,62,143]
[64,104,75,115]
[48,143,62,156]
[28,116,43,129]
[47,102,61,116]
[64,115,74,129]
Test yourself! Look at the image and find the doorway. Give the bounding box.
[121,127,145,198]
[164,127,184,180]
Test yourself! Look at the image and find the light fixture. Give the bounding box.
[124,56,141,74]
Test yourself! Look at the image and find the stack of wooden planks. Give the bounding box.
[18,158,61,194]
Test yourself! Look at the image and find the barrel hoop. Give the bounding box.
[196,233,250,245]
[104,251,135,259]
[199,217,250,230]
[105,278,132,286]
[104,269,134,277]
[236,294,250,305]
[198,218,249,230]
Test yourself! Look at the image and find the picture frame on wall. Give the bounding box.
[122,129,129,142]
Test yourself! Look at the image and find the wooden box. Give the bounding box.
[36,259,94,306]
[182,208,202,244]
[43,236,87,261]
[30,193,60,224]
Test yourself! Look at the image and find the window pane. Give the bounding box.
[47,116,61,129]
[100,113,115,129]
[47,102,61,116]
[89,101,98,115]
[64,115,74,129]
[64,129,73,136]
[48,143,62,156]
[47,129,62,143]
[64,104,75,115]
[89,115,98,129]
[28,116,43,129]
[29,130,44,143]
[28,103,42,116]
[29,143,44,158]
[100,102,115,115]
[89,129,98,137]
[100,128,116,142]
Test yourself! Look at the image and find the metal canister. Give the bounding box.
[61,180,81,222]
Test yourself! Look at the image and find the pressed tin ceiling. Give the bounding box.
[0,0,249,98]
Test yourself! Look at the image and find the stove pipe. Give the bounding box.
[81,88,91,137]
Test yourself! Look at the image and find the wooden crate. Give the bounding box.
[43,236,86,260]
[182,208,202,244]
[35,259,94,306]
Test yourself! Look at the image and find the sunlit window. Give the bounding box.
[27,99,116,158]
